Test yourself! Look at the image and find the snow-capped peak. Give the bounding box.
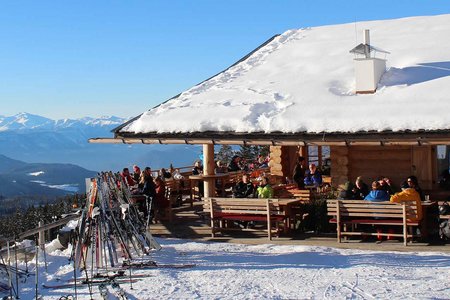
[0,113,128,132]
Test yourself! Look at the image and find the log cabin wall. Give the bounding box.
[281,146,299,180]
[272,145,437,190]
[346,146,411,188]
[343,145,436,190]
[411,146,436,190]
[269,145,299,184]
[269,146,283,182]
[330,146,349,187]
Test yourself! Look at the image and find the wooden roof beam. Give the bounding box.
[89,136,450,146]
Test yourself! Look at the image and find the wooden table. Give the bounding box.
[277,199,303,232]
[421,201,439,241]
[189,174,230,201]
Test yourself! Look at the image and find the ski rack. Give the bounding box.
[71,172,161,273]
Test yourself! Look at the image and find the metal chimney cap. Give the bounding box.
[349,44,390,55]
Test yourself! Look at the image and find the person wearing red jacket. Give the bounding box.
[154,177,170,221]
[121,168,136,187]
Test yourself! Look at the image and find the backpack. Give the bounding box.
[439,221,450,240]
[439,201,450,215]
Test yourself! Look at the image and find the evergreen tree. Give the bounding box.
[0,194,79,238]
[237,145,255,161]
[216,145,234,165]
[259,145,270,158]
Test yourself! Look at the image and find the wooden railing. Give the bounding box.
[18,213,79,245]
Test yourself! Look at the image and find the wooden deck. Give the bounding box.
[149,200,450,253]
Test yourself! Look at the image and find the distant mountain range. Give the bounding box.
[0,113,124,132]
[0,113,200,172]
[0,154,96,198]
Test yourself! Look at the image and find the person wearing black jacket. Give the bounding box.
[352,176,369,199]
[292,156,306,189]
[140,167,156,220]
[141,167,156,198]
[232,174,255,198]
[228,155,242,172]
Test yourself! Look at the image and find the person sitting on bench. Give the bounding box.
[365,181,390,202]
[390,176,423,222]
[232,174,255,198]
[256,177,274,198]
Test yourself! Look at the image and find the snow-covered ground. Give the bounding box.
[9,238,450,299]
[29,180,79,192]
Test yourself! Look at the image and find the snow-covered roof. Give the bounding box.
[117,14,450,138]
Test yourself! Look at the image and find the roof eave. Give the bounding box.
[89,129,450,146]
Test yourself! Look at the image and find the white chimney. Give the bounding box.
[349,29,389,94]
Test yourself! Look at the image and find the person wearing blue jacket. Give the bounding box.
[364,181,390,202]
[304,163,322,187]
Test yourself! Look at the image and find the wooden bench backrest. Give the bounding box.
[327,200,418,220]
[273,186,311,201]
[226,171,244,185]
[203,197,282,215]
[289,189,311,201]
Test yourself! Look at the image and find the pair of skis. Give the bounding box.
[44,279,130,300]
[122,260,196,269]
[98,281,127,300]
[44,259,196,289]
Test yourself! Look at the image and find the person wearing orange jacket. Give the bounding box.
[390,176,423,222]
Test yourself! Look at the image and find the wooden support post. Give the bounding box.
[38,221,45,250]
[266,199,272,240]
[318,146,323,167]
[209,198,215,237]
[337,201,342,243]
[402,204,408,246]
[203,144,215,198]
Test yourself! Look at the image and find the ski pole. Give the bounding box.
[14,239,20,299]
[7,241,13,300]
[0,252,18,298]
[82,237,93,300]
[42,240,48,273]
[72,235,78,300]
[90,226,95,285]
[24,245,29,275]
[35,244,39,300]
[129,265,133,290]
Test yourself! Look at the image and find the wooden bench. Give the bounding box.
[165,178,191,207]
[203,197,287,240]
[165,179,183,206]
[327,200,420,246]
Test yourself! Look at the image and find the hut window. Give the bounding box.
[437,145,450,180]
[308,146,330,173]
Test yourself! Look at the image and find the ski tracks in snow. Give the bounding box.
[323,273,375,300]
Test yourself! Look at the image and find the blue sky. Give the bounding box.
[1,0,449,119]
